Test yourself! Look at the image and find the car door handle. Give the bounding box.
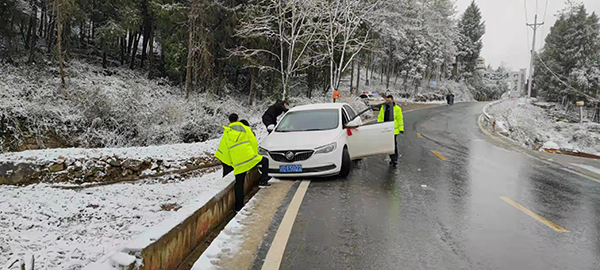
[383,128,393,132]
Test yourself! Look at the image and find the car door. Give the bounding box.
[343,106,395,159]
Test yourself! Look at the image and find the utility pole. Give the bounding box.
[526,14,543,98]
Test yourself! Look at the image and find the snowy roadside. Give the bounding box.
[487,98,600,156]
[0,169,232,270]
[191,193,261,270]
[0,140,218,165]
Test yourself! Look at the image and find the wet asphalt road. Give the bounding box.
[277,102,600,270]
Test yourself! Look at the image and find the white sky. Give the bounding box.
[455,0,600,71]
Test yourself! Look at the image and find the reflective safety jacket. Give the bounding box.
[378,104,404,134]
[214,122,262,175]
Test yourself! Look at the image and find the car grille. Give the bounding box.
[269,150,314,163]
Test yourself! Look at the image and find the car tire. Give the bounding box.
[339,147,351,177]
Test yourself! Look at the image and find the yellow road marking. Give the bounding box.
[262,180,311,270]
[500,197,569,233]
[417,133,423,138]
[431,150,447,160]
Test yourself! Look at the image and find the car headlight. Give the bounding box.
[314,142,337,154]
[258,147,270,156]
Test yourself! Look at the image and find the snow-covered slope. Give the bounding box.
[488,98,600,155]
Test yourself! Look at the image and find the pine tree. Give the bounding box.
[456,0,485,76]
[535,4,600,102]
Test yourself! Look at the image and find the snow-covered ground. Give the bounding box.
[0,140,218,164]
[488,98,600,155]
[0,169,232,270]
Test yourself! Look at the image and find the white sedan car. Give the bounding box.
[259,103,395,178]
[359,92,386,107]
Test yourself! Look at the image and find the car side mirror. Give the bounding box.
[346,119,360,128]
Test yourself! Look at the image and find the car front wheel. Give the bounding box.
[339,147,351,177]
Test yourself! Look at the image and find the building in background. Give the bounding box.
[476,57,486,71]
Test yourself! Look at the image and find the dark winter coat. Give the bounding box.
[262,100,289,125]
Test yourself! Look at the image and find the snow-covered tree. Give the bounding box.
[234,0,323,99]
[535,3,600,102]
[318,0,380,94]
[456,0,485,76]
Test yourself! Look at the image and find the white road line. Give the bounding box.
[261,180,311,270]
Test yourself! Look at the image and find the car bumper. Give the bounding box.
[265,148,342,178]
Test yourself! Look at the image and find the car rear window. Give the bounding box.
[275,109,339,132]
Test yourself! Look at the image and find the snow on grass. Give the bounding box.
[0,170,232,270]
[0,139,219,164]
[488,98,600,154]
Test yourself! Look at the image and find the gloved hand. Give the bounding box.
[400,131,404,134]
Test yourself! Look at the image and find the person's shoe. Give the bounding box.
[389,161,398,166]
[259,181,271,187]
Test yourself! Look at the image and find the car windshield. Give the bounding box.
[275,109,339,132]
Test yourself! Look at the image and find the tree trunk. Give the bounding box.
[356,56,361,94]
[102,50,107,68]
[25,0,36,50]
[249,69,257,105]
[148,25,155,78]
[55,0,66,89]
[185,3,195,99]
[386,58,392,90]
[28,10,38,63]
[39,1,46,37]
[350,59,354,91]
[27,1,38,63]
[380,61,384,84]
[120,36,125,65]
[129,31,141,69]
[394,64,399,85]
[127,31,133,55]
[140,8,151,68]
[46,19,55,53]
[79,20,85,47]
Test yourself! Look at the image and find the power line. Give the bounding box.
[524,0,531,51]
[542,0,549,22]
[523,0,529,23]
[536,54,599,102]
[540,0,550,47]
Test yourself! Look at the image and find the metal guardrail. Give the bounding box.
[482,99,505,131]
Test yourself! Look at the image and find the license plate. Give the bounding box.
[279,164,302,173]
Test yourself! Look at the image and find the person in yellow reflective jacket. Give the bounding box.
[377,95,404,166]
[215,114,270,211]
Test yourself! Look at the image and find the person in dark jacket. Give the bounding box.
[262,100,289,133]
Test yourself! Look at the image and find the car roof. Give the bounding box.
[288,103,347,112]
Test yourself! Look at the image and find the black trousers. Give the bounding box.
[263,118,276,134]
[390,135,399,163]
[222,162,234,178]
[233,156,269,211]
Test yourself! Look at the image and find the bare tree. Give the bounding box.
[185,2,195,99]
[53,0,66,89]
[319,0,380,94]
[235,0,323,99]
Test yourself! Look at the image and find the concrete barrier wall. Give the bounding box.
[84,169,260,270]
